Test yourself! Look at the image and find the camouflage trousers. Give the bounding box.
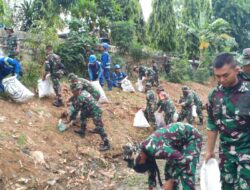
[219,151,250,190]
[51,76,62,99]
[178,107,193,124]
[144,109,156,128]
[164,112,175,125]
[80,111,108,142]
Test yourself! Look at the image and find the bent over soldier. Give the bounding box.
[69,83,110,151]
[124,122,202,190]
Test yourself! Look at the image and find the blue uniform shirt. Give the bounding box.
[101,51,111,69]
[111,71,127,87]
[88,61,102,81]
[0,57,20,80]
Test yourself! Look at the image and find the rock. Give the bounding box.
[0,116,6,123]
[47,179,56,186]
[30,151,45,166]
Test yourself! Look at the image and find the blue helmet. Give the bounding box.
[89,55,97,63]
[102,43,109,50]
[114,64,120,69]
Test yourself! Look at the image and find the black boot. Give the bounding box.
[74,129,85,138]
[99,140,110,151]
[53,99,64,107]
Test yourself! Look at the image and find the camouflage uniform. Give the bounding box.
[191,90,203,124]
[139,66,156,86]
[207,81,250,190]
[6,34,18,59]
[159,98,176,125]
[178,89,194,124]
[145,87,157,128]
[141,122,202,189]
[45,53,64,100]
[238,48,250,82]
[152,62,159,86]
[70,87,110,150]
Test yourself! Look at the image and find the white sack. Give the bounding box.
[37,76,54,98]
[200,158,221,190]
[135,78,144,92]
[192,105,198,117]
[154,111,166,129]
[121,78,135,92]
[3,76,34,102]
[90,81,108,103]
[133,109,150,128]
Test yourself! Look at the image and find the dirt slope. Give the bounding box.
[0,80,212,190]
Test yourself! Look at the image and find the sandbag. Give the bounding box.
[37,76,54,98]
[133,109,150,128]
[200,158,221,190]
[135,78,144,92]
[90,81,108,103]
[154,111,166,129]
[192,105,198,117]
[2,76,34,102]
[121,78,135,92]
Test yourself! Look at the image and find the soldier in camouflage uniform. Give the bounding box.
[189,88,203,125]
[177,86,194,124]
[156,85,165,109]
[205,53,250,190]
[124,122,202,190]
[152,60,159,86]
[69,83,110,151]
[68,73,101,133]
[2,27,20,59]
[238,48,250,81]
[144,83,157,129]
[133,65,156,87]
[43,45,65,107]
[158,91,176,125]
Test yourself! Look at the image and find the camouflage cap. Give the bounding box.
[238,48,250,67]
[70,83,81,91]
[68,73,78,81]
[182,86,189,91]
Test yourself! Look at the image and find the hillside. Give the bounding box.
[0,80,212,190]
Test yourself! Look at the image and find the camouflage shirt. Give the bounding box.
[70,90,102,121]
[141,122,202,178]
[78,78,101,101]
[207,80,250,151]
[146,89,157,112]
[6,35,18,57]
[238,71,250,82]
[159,99,176,113]
[45,53,64,78]
[179,92,194,108]
[139,66,155,80]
